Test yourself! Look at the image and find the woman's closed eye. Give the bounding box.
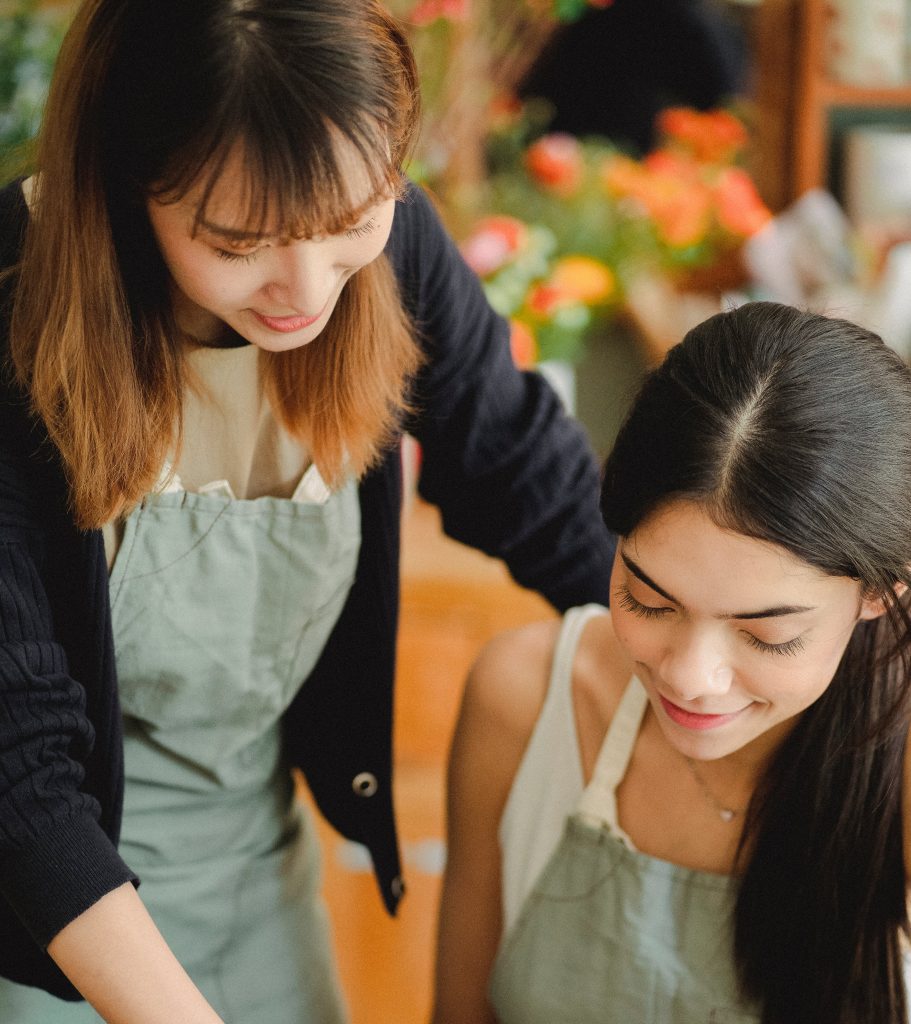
[345,217,378,239]
[617,583,807,657]
[743,632,806,657]
[615,583,672,620]
[215,247,260,264]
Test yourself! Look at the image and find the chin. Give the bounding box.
[250,331,322,353]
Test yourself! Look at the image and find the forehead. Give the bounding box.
[623,500,850,606]
[172,134,391,240]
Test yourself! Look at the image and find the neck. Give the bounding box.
[682,715,801,811]
[188,327,250,350]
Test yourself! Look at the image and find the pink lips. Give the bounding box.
[251,308,325,333]
[659,694,746,731]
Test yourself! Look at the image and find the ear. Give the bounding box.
[858,582,908,621]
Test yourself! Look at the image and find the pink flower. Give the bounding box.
[409,0,470,27]
[460,216,528,276]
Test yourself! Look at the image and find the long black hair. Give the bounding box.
[601,301,911,1023]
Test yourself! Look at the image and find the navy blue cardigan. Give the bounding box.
[0,179,614,998]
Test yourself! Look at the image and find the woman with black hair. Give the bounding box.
[0,1,613,1021]
[435,301,911,1024]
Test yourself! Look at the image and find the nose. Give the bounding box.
[263,241,336,315]
[657,627,734,703]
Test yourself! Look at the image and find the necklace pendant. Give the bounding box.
[719,808,736,823]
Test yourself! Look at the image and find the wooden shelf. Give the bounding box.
[817,82,911,108]
[756,0,911,207]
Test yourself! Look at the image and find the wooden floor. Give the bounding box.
[300,498,555,1024]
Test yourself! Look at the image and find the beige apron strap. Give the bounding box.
[575,676,648,847]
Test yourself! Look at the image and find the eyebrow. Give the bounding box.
[620,552,816,620]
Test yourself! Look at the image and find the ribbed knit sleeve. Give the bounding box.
[0,535,137,949]
[390,183,615,611]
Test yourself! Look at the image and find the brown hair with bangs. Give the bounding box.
[10,0,423,529]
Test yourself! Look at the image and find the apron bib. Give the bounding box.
[0,469,359,1023]
[489,675,761,1024]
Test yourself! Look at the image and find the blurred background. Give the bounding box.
[6,0,911,1020]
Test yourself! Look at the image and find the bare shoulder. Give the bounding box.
[446,618,565,832]
[460,618,563,750]
[457,607,629,777]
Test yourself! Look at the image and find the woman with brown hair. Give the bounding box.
[0,1,613,1021]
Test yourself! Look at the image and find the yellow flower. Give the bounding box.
[549,256,615,305]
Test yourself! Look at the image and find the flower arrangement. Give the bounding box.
[459,106,772,366]
[461,214,617,367]
[602,108,772,278]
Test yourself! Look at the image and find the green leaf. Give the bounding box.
[551,0,592,23]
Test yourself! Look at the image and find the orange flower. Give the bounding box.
[509,319,538,368]
[601,154,647,198]
[643,148,700,181]
[527,283,574,319]
[607,149,711,247]
[525,134,585,196]
[657,107,749,164]
[549,256,615,305]
[460,215,529,276]
[651,185,713,248]
[525,259,613,319]
[606,149,695,199]
[714,168,772,238]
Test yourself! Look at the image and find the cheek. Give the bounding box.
[744,632,852,711]
[170,252,257,307]
[779,616,860,702]
[340,231,392,271]
[611,606,661,664]
[757,665,834,717]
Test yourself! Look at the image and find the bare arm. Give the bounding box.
[47,883,224,1024]
[431,622,557,1024]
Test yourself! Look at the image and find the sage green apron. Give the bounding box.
[0,470,359,1022]
[489,676,761,1024]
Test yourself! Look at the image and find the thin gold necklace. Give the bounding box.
[683,757,744,823]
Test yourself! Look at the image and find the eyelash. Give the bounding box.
[615,584,806,657]
[215,249,257,264]
[616,584,670,620]
[346,218,378,239]
[744,634,805,657]
[213,218,379,263]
